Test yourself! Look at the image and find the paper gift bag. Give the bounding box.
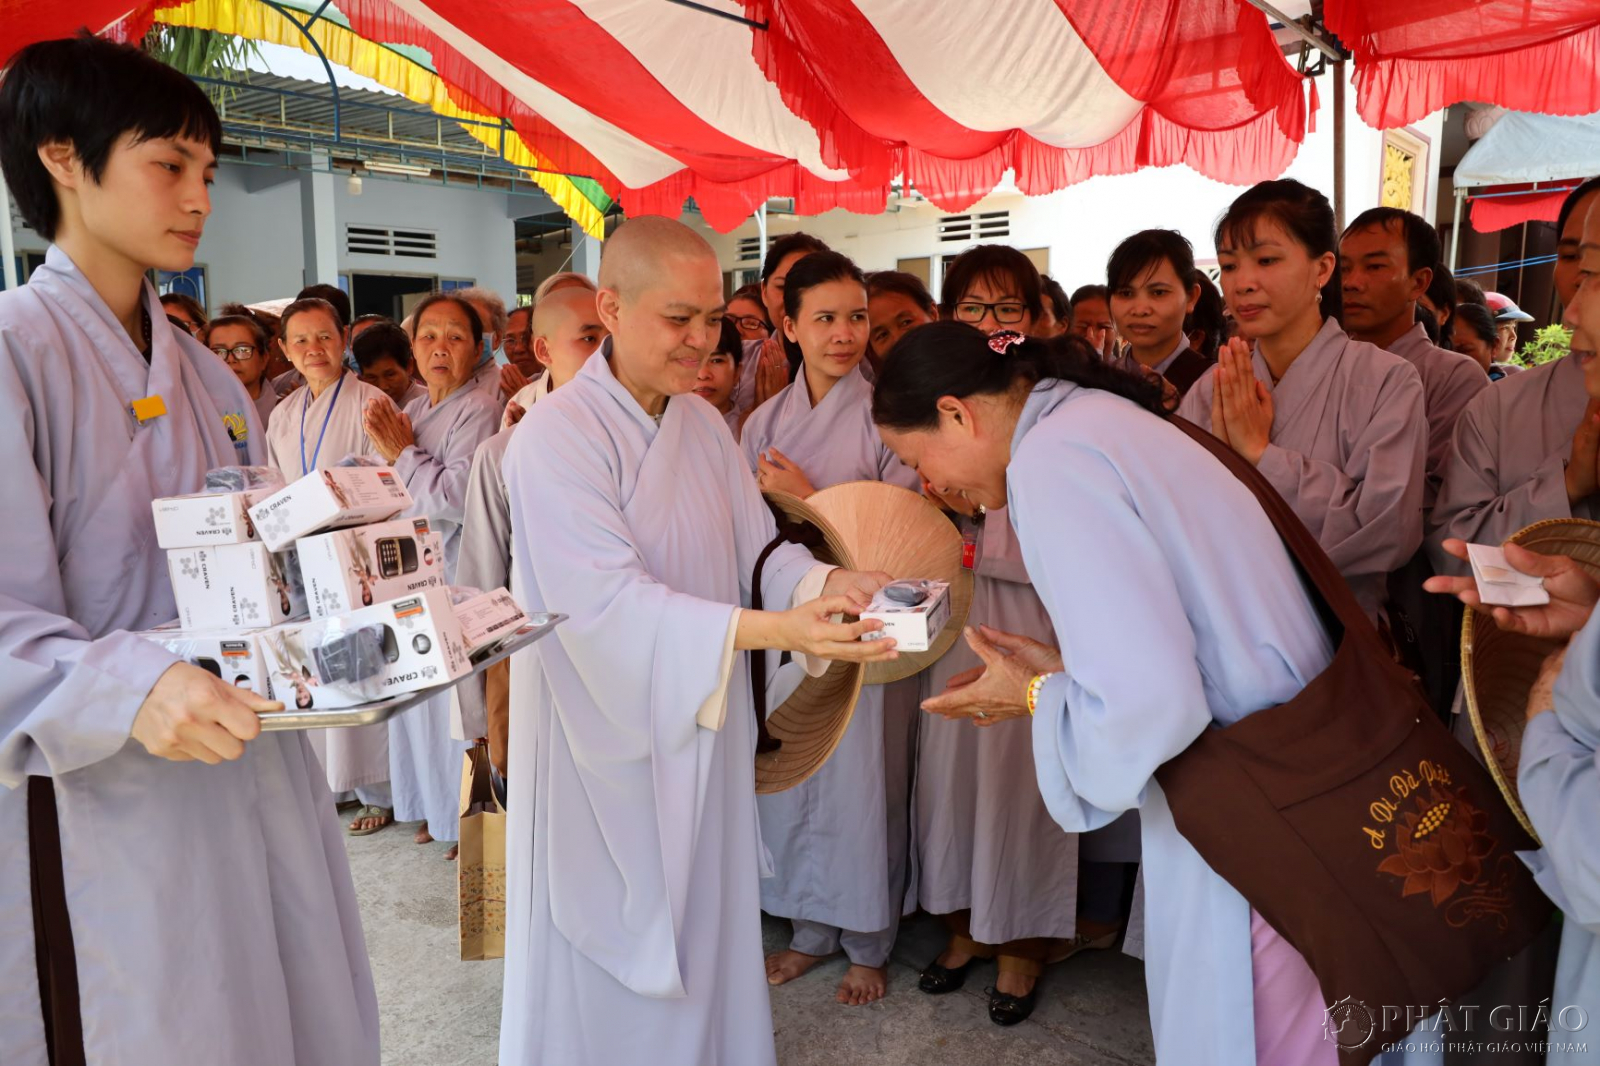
[458,742,506,961]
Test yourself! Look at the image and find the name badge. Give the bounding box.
[130,395,168,422]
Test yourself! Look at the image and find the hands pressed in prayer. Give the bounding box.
[504,400,527,427]
[920,625,1063,727]
[131,661,283,763]
[754,337,789,407]
[1527,647,1568,723]
[821,567,894,612]
[501,363,533,399]
[757,447,816,498]
[1212,338,1272,465]
[1425,538,1600,641]
[363,397,415,464]
[1565,398,1600,505]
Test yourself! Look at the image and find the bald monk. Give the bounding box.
[452,287,607,759]
[497,216,900,1066]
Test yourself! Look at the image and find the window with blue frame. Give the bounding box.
[156,265,209,311]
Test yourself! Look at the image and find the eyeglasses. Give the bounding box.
[503,331,532,349]
[209,344,260,363]
[731,315,769,333]
[954,301,1027,325]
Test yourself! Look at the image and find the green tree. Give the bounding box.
[1515,324,1572,368]
[142,25,260,98]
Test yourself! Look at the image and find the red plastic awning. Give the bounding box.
[1467,183,1581,234]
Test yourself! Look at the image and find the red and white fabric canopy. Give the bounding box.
[4,1,1600,231]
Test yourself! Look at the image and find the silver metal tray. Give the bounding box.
[256,613,565,731]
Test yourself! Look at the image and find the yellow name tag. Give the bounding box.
[130,395,167,422]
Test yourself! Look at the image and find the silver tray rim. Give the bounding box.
[256,613,565,731]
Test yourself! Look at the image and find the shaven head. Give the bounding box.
[596,216,726,413]
[531,284,605,389]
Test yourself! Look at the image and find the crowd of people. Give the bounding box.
[3,32,1597,1066]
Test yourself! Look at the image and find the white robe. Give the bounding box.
[741,368,922,945]
[498,350,819,1066]
[1178,317,1428,621]
[265,370,392,793]
[0,246,378,1066]
[1521,604,1600,1066]
[388,384,501,840]
[916,510,1079,944]
[1014,378,1435,1065]
[1427,354,1599,577]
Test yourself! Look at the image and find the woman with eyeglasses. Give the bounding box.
[910,245,1086,1026]
[264,296,389,481]
[1177,179,1427,624]
[159,290,205,335]
[203,313,277,427]
[726,283,771,343]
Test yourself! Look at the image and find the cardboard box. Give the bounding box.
[248,466,413,552]
[453,588,529,655]
[860,580,952,654]
[298,518,445,618]
[256,587,473,709]
[136,623,273,698]
[152,489,275,549]
[167,542,306,631]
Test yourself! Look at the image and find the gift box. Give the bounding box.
[166,542,306,630]
[248,465,413,551]
[152,489,276,549]
[136,623,273,698]
[297,518,445,618]
[860,579,952,654]
[453,588,530,656]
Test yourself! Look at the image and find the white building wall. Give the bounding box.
[693,67,1445,299]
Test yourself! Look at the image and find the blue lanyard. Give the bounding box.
[300,373,345,476]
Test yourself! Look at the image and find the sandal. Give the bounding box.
[347,805,392,836]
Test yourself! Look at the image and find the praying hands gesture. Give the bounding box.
[757,447,815,498]
[501,363,533,399]
[753,337,790,407]
[1565,398,1600,506]
[921,625,1064,727]
[363,397,415,464]
[1424,538,1600,642]
[1210,337,1273,465]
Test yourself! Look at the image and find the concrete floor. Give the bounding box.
[349,819,1155,1066]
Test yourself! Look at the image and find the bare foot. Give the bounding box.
[444,845,458,861]
[995,969,1037,997]
[765,949,831,986]
[837,964,888,1005]
[414,827,434,845]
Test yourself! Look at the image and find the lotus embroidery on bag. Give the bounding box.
[1375,784,1510,927]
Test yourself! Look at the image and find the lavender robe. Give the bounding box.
[0,247,377,1066]
[1014,378,1434,1065]
[1521,608,1600,1065]
[1428,355,1597,577]
[252,383,279,429]
[388,384,501,840]
[498,351,817,1066]
[741,368,922,949]
[1178,318,1427,621]
[452,427,515,741]
[917,510,1079,944]
[1386,323,1487,510]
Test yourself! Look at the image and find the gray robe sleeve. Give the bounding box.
[0,343,177,785]
[1255,367,1427,588]
[453,430,514,739]
[1519,609,1600,931]
[394,398,500,527]
[1428,397,1573,576]
[1421,354,1489,507]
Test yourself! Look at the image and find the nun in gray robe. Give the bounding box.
[1179,318,1428,622]
[0,248,378,1066]
[386,382,501,842]
[1428,355,1599,577]
[497,349,833,1066]
[1385,322,1487,510]
[741,367,922,969]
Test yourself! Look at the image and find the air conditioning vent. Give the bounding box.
[737,236,763,263]
[939,210,1010,243]
[346,225,438,259]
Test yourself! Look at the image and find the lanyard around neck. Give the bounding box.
[300,373,345,476]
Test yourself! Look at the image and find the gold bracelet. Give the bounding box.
[1026,672,1055,716]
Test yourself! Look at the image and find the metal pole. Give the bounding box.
[0,169,17,291]
[757,202,769,266]
[1332,60,1346,233]
[1450,187,1465,270]
[263,0,341,141]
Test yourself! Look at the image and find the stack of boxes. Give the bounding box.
[145,465,525,711]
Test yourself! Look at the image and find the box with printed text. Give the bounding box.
[166,542,306,631]
[248,465,413,552]
[297,518,445,618]
[136,622,273,698]
[152,489,275,549]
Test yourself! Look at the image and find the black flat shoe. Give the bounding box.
[986,985,1039,1026]
[917,958,974,994]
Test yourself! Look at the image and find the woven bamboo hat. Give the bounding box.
[1462,518,1600,843]
[753,483,972,794]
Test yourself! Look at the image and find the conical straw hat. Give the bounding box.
[805,482,973,684]
[1462,518,1600,844]
[753,484,971,793]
